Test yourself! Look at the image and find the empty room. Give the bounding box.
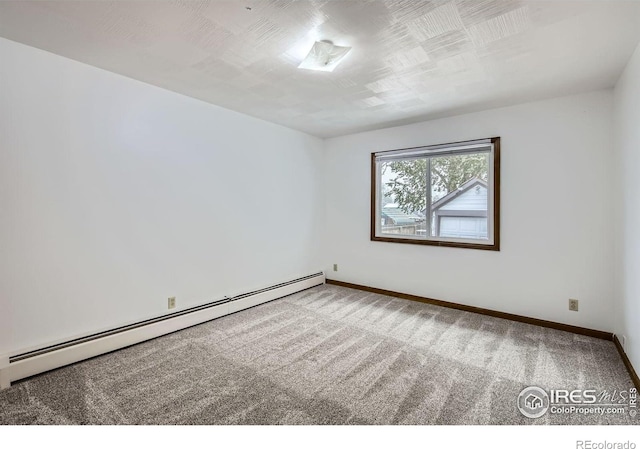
[1,0,639,440]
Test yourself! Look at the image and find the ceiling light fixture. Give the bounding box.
[298,40,352,72]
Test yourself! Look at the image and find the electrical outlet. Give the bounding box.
[569,298,579,312]
[333,264,338,272]
[622,335,627,349]
[168,297,176,310]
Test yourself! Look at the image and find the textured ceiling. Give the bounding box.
[1,1,640,137]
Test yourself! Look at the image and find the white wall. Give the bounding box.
[0,34,627,363]
[613,42,640,370]
[324,91,615,332]
[0,38,324,356]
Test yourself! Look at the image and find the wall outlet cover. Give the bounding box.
[569,298,579,312]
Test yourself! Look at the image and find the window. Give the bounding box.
[371,137,500,251]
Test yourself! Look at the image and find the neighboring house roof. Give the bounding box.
[430,178,488,212]
[381,203,423,226]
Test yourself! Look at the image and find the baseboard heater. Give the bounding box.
[0,272,325,389]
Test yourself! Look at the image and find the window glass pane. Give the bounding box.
[431,153,489,240]
[380,159,427,237]
[372,138,498,250]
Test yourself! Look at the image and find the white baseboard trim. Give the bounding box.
[0,272,324,390]
[0,372,9,390]
[0,354,9,389]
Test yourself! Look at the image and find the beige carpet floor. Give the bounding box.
[0,284,636,425]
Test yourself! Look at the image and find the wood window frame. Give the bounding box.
[370,137,500,251]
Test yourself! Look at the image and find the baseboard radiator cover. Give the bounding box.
[0,272,325,389]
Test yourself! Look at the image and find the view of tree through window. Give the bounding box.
[372,138,500,250]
